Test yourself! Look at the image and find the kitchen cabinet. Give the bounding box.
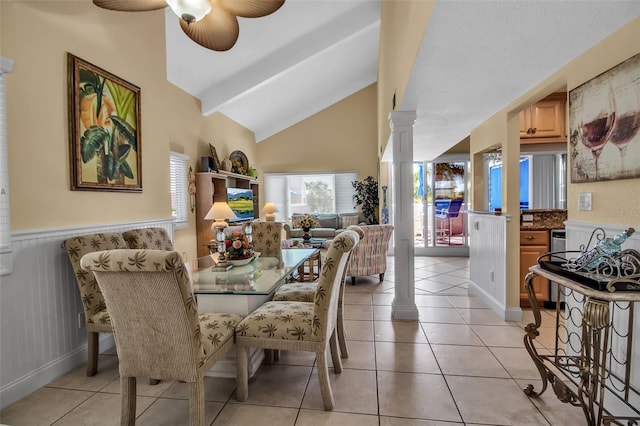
[520,92,566,143]
[195,171,259,258]
[520,230,549,306]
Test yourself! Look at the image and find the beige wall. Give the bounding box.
[470,17,640,308]
[377,0,434,156]
[1,1,256,261]
[256,83,378,182]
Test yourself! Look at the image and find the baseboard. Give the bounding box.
[467,280,522,322]
[391,300,419,320]
[0,334,114,410]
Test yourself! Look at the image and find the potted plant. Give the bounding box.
[352,176,379,225]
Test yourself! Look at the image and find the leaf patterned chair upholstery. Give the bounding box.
[346,224,394,285]
[122,227,173,251]
[235,229,360,410]
[250,221,283,259]
[81,249,243,426]
[271,225,364,358]
[61,232,128,376]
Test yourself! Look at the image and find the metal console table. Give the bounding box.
[523,265,640,425]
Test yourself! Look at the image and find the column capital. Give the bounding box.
[388,111,416,129]
[0,56,15,74]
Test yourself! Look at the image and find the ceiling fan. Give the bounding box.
[93,0,285,51]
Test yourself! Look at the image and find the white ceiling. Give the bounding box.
[165,0,640,159]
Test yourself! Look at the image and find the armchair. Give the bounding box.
[346,224,394,285]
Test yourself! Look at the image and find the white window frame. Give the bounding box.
[170,151,190,230]
[264,171,358,221]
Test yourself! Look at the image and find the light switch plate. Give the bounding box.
[578,192,592,211]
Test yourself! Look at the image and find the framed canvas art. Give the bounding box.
[569,52,640,183]
[68,53,142,191]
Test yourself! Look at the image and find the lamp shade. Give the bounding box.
[205,202,236,227]
[166,0,211,23]
[262,202,278,221]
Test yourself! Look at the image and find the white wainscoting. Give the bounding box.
[468,213,519,320]
[0,219,174,410]
[564,220,640,411]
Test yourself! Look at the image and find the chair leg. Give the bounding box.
[189,380,205,426]
[329,330,342,374]
[235,345,249,402]
[273,350,281,362]
[87,331,99,376]
[316,350,335,410]
[351,276,355,286]
[264,349,274,364]
[337,303,349,359]
[121,376,136,426]
[379,273,384,282]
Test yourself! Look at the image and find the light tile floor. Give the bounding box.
[0,256,587,426]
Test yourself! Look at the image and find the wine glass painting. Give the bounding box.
[570,52,640,183]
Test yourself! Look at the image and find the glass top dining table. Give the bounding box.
[189,248,317,295]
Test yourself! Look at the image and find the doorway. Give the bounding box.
[413,160,470,256]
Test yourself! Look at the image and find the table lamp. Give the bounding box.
[204,202,237,263]
[262,202,278,222]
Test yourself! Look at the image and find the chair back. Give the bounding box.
[346,224,393,278]
[80,249,205,382]
[435,199,463,219]
[312,229,359,342]
[61,232,128,331]
[251,222,283,259]
[123,227,173,251]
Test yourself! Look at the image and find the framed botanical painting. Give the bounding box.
[68,53,142,191]
[569,52,640,183]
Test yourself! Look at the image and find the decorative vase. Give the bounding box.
[381,186,389,224]
[302,227,312,241]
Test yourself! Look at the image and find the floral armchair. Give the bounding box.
[346,224,394,285]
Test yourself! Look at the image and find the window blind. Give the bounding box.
[169,152,189,230]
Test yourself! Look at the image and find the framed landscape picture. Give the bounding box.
[68,53,142,191]
[569,52,640,183]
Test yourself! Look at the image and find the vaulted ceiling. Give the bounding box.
[165,0,640,161]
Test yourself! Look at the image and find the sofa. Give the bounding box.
[283,212,363,239]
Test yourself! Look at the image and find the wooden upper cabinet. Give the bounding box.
[520,92,567,143]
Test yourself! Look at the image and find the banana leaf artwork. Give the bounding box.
[68,53,142,191]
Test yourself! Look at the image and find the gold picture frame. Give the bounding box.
[68,53,142,192]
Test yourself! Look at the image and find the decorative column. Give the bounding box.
[0,56,15,275]
[389,111,418,320]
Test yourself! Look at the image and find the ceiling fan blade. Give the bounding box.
[218,0,285,18]
[93,0,167,12]
[180,8,239,51]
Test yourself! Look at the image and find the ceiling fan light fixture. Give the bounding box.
[166,0,212,23]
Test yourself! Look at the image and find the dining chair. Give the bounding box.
[122,227,173,251]
[271,225,364,358]
[61,232,128,376]
[235,229,359,410]
[251,221,283,259]
[81,249,243,426]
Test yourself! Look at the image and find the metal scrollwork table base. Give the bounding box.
[523,266,640,426]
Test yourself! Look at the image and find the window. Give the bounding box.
[169,152,189,230]
[264,172,358,221]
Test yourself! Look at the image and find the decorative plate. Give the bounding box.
[229,150,249,175]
